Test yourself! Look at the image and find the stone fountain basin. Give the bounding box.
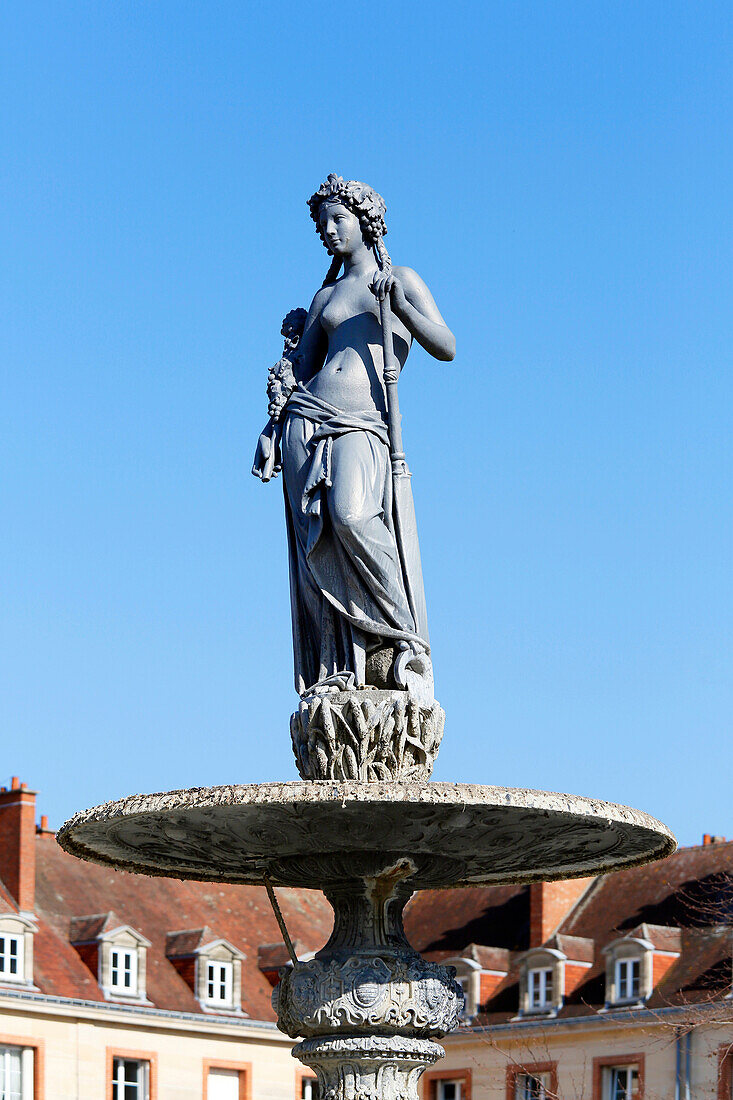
[57,781,675,889]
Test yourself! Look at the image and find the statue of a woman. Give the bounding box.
[253,175,454,701]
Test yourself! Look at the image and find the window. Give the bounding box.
[300,1077,320,1100]
[207,1069,240,1100]
[206,960,233,1006]
[110,947,138,995]
[528,967,553,1010]
[0,1047,22,1100]
[615,958,640,1001]
[436,1081,462,1100]
[0,935,23,982]
[603,1066,639,1100]
[112,1057,149,1100]
[203,1061,248,1100]
[515,1074,550,1100]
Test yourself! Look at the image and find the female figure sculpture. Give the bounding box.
[253,175,454,704]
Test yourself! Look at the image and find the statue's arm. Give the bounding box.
[371,266,455,362]
[291,289,329,383]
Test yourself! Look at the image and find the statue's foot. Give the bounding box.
[303,671,357,697]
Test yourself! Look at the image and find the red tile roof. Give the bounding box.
[407,841,733,1021]
[404,883,529,955]
[28,833,334,1020]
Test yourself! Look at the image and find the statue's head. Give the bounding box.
[308,174,387,253]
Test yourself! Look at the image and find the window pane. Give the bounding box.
[528,968,553,1008]
[0,937,22,979]
[301,1078,320,1100]
[206,960,233,1005]
[607,1066,639,1100]
[0,1047,23,1100]
[207,1069,240,1100]
[439,1082,461,1100]
[515,1075,548,1100]
[630,960,640,997]
[112,1058,147,1100]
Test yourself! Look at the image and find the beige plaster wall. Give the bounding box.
[0,1000,298,1100]
[2,997,731,1099]
[435,1017,733,1099]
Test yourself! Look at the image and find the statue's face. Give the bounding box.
[318,201,363,257]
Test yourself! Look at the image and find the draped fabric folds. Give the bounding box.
[280,384,427,694]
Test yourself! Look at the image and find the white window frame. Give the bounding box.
[0,934,24,983]
[110,946,138,995]
[111,1056,149,1100]
[615,957,641,1001]
[436,1080,463,1100]
[0,1045,28,1100]
[603,1065,639,1100]
[206,959,234,1007]
[515,1073,550,1100]
[528,967,554,1010]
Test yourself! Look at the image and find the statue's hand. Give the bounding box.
[252,427,279,482]
[369,271,406,313]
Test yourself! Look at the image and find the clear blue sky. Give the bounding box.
[1,2,730,847]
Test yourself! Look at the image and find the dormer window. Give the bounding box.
[0,915,36,986]
[603,923,681,1008]
[206,960,233,1007]
[166,927,244,1014]
[0,934,22,982]
[110,946,138,996]
[528,967,553,1011]
[69,913,150,1003]
[518,948,565,1015]
[445,945,510,1019]
[100,927,149,1001]
[615,957,640,1002]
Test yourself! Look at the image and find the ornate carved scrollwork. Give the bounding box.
[275,952,462,1039]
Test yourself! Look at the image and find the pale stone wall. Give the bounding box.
[2,992,730,1099]
[0,994,298,1100]
[434,1015,733,1099]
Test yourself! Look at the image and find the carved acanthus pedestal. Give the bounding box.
[290,689,445,782]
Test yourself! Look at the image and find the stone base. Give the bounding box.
[294,1035,444,1100]
[290,689,445,781]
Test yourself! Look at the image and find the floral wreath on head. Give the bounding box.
[307,173,388,251]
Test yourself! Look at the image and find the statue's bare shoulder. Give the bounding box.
[392,266,449,330]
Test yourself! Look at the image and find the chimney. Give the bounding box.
[0,779,37,911]
[529,877,594,947]
[703,834,726,845]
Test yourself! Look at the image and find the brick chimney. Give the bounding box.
[529,877,594,947]
[0,778,37,912]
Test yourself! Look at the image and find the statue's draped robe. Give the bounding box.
[281,385,428,694]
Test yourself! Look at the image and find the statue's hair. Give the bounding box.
[308,173,392,286]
